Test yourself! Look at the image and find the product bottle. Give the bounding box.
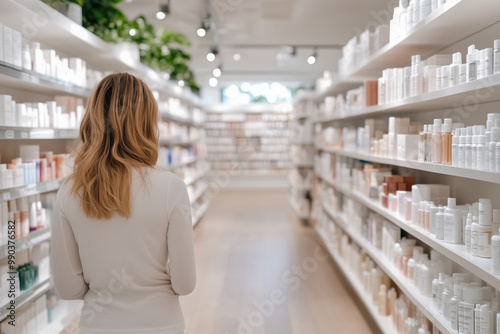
[460,287,484,334]
[436,67,442,90]
[418,323,430,334]
[378,284,387,316]
[419,124,427,162]
[22,45,31,71]
[493,209,500,237]
[28,195,37,232]
[472,216,480,256]
[442,118,453,164]
[491,127,500,172]
[481,304,492,334]
[425,124,433,162]
[466,213,473,253]
[451,283,466,330]
[478,49,485,80]
[420,0,431,20]
[472,126,478,170]
[477,131,487,171]
[492,228,500,275]
[452,128,460,166]
[485,48,493,77]
[494,39,500,75]
[478,199,493,258]
[467,45,478,82]
[497,135,500,173]
[436,206,445,240]
[465,126,473,169]
[444,198,462,244]
[458,128,466,168]
[450,52,462,87]
[475,303,482,334]
[36,194,44,229]
[413,0,421,25]
[432,119,443,163]
[16,197,29,238]
[442,65,451,89]
[8,200,21,240]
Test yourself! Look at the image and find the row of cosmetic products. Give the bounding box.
[0,194,49,242]
[390,0,449,42]
[205,122,289,130]
[318,216,439,334]
[288,169,315,188]
[210,160,290,171]
[157,96,191,121]
[338,25,389,77]
[157,146,196,169]
[207,152,290,161]
[207,144,290,153]
[379,40,500,106]
[0,293,52,334]
[206,137,290,146]
[0,22,92,88]
[0,94,85,129]
[158,121,203,142]
[205,129,293,138]
[170,160,210,184]
[206,113,289,123]
[0,243,50,301]
[0,146,70,189]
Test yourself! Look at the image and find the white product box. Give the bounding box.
[2,26,13,65]
[11,29,21,68]
[397,134,419,160]
[0,95,13,126]
[43,49,57,78]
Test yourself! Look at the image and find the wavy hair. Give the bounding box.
[70,73,159,219]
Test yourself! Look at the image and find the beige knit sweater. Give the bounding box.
[51,168,196,334]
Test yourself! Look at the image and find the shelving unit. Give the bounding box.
[315,227,399,334]
[40,301,83,334]
[205,104,292,187]
[0,1,210,331]
[293,1,500,332]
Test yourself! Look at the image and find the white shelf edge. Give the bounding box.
[0,178,65,203]
[0,228,51,260]
[319,204,454,334]
[184,168,210,187]
[189,184,208,205]
[0,278,52,322]
[193,201,210,227]
[317,174,500,291]
[40,300,83,334]
[320,146,500,184]
[315,227,399,334]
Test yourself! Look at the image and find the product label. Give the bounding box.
[462,303,474,334]
[493,242,500,274]
[478,231,492,257]
[471,230,479,255]
[444,214,459,243]
[451,300,459,330]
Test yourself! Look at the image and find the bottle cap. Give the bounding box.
[443,119,452,133]
[415,54,421,63]
[452,52,462,65]
[495,39,500,49]
[447,198,456,208]
[433,119,442,133]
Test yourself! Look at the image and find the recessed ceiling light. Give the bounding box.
[233,53,241,61]
[209,78,218,87]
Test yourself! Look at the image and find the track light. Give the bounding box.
[233,53,241,61]
[213,65,222,78]
[308,48,317,65]
[156,1,170,21]
[197,19,211,38]
[206,47,218,62]
[209,77,218,87]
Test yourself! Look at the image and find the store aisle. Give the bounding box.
[180,189,374,334]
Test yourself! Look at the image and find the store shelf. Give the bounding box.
[315,73,500,123]
[0,278,52,322]
[159,138,201,146]
[0,0,200,105]
[184,168,210,187]
[296,79,364,104]
[40,301,83,334]
[288,196,309,220]
[189,185,208,205]
[160,112,203,127]
[318,174,500,291]
[315,227,399,334]
[0,63,92,97]
[319,204,454,334]
[320,146,500,184]
[290,140,314,146]
[193,201,210,227]
[0,178,65,203]
[0,228,51,260]
[0,126,79,140]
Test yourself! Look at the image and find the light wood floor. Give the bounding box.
[180,189,375,334]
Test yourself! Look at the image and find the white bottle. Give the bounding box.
[481,303,491,334]
[493,210,500,237]
[461,287,484,334]
[22,45,31,71]
[418,324,430,334]
[420,0,431,20]
[451,283,465,330]
[432,119,443,163]
[490,127,499,172]
[478,132,487,171]
[452,128,460,166]
[436,207,445,240]
[442,65,450,89]
[497,138,500,173]
[478,199,493,258]
[450,52,462,87]
[444,198,462,244]
[485,48,493,77]
[467,45,478,82]
[472,216,480,256]
[465,126,473,169]
[458,128,466,168]
[475,303,483,334]
[494,229,500,275]
[472,126,478,170]
[466,213,473,253]
[494,39,500,75]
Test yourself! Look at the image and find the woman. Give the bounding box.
[51,73,196,334]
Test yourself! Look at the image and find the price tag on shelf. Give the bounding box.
[1,192,11,201]
[4,130,14,139]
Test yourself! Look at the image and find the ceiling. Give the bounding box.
[119,0,393,90]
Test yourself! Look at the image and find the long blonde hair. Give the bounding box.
[70,73,159,219]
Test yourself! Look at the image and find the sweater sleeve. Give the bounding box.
[167,177,196,295]
[51,189,89,300]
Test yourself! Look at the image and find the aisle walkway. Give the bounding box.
[180,189,374,334]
